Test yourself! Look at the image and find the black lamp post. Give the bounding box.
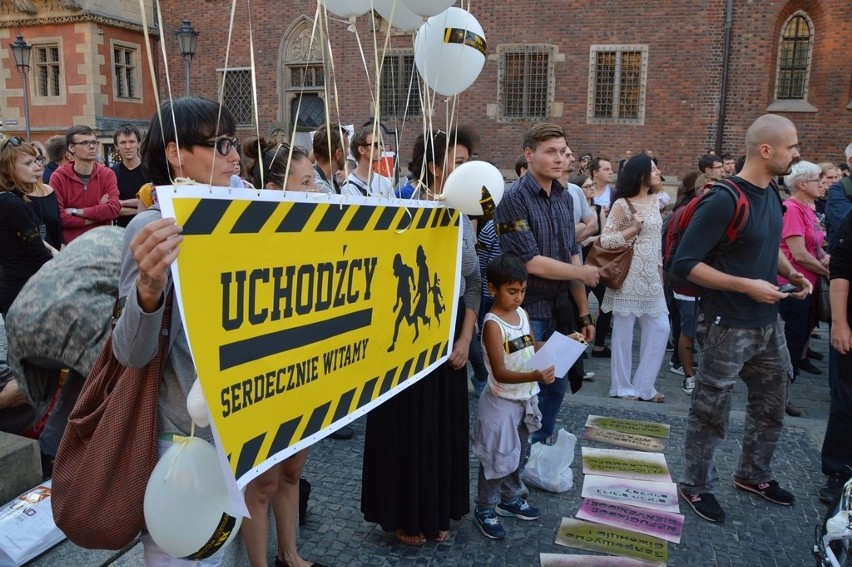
[175,19,198,96]
[9,34,32,140]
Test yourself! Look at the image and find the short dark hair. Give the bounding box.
[735,155,746,174]
[514,155,527,178]
[486,254,528,289]
[674,171,701,210]
[65,125,95,147]
[721,153,734,162]
[523,122,565,152]
[243,136,310,189]
[312,124,345,162]
[349,126,374,160]
[45,135,67,162]
[589,157,611,178]
[614,154,655,200]
[140,96,237,185]
[569,174,590,188]
[407,128,475,188]
[698,154,721,173]
[113,123,142,145]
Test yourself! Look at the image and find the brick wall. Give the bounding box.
[157,0,851,178]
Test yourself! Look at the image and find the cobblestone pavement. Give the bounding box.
[11,315,836,566]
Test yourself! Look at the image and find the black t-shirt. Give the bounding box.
[112,162,149,228]
[671,176,783,328]
[830,213,852,325]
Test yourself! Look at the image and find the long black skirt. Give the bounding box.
[361,301,470,539]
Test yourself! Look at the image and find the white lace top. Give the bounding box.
[599,196,668,317]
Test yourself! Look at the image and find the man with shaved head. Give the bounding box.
[671,114,813,523]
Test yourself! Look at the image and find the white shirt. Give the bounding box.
[343,172,392,198]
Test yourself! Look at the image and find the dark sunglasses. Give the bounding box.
[198,137,238,156]
[2,136,24,150]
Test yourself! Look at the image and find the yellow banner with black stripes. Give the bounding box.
[157,186,461,487]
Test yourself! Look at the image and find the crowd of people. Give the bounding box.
[1,100,851,564]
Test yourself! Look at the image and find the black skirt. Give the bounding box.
[361,301,470,539]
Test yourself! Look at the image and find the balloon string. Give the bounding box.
[246,0,263,190]
[351,12,375,103]
[319,7,350,183]
[211,0,239,188]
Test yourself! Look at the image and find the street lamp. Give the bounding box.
[9,34,32,140]
[175,19,198,96]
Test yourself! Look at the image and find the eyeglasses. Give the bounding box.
[805,178,821,183]
[72,139,100,148]
[581,183,595,189]
[361,141,382,149]
[2,136,24,150]
[198,137,239,156]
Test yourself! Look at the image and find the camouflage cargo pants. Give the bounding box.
[679,316,793,494]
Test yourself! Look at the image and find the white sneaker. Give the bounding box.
[670,364,685,376]
[682,376,696,395]
[583,371,595,380]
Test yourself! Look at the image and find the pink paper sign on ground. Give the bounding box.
[582,447,672,482]
[577,498,685,544]
[540,553,659,566]
[581,475,680,513]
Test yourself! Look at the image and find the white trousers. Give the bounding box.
[609,311,670,399]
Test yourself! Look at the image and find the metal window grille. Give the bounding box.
[379,53,421,119]
[220,69,253,126]
[500,49,550,119]
[34,45,61,97]
[114,46,136,99]
[593,49,642,119]
[290,64,325,89]
[777,15,811,100]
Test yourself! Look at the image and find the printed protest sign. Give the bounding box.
[582,427,666,453]
[585,416,671,439]
[540,553,656,566]
[555,518,668,566]
[577,498,685,544]
[158,187,461,487]
[581,475,680,513]
[582,448,672,483]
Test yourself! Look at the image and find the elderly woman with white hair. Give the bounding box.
[778,160,830,416]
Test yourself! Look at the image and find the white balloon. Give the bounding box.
[414,7,486,96]
[401,0,455,18]
[441,161,505,216]
[186,378,210,429]
[144,438,244,560]
[321,0,372,18]
[373,0,423,31]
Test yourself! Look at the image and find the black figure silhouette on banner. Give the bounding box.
[388,245,445,352]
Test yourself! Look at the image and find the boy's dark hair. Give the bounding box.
[45,135,67,162]
[486,254,528,289]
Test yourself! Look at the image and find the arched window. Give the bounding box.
[278,17,326,148]
[775,13,813,100]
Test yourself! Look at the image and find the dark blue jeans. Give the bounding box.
[528,318,568,444]
[822,346,852,478]
[778,295,811,378]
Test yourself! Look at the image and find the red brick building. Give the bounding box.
[1,1,159,161]
[153,0,848,178]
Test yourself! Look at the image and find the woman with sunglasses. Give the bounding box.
[362,128,481,545]
[238,136,328,567]
[0,137,54,316]
[112,97,240,566]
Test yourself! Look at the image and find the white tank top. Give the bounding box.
[482,308,540,401]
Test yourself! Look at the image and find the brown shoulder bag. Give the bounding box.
[586,198,639,289]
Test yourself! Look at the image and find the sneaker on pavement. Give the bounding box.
[670,364,685,376]
[818,474,848,504]
[583,371,595,381]
[665,340,675,352]
[680,489,725,522]
[732,478,795,505]
[496,497,540,520]
[474,507,505,539]
[682,376,696,395]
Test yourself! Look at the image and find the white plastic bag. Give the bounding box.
[0,480,66,567]
[521,428,576,493]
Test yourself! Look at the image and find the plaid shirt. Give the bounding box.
[494,173,578,322]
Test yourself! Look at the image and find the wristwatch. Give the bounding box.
[70,208,78,216]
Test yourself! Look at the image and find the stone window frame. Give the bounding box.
[586,44,648,126]
[217,67,254,127]
[495,44,557,122]
[30,38,66,106]
[111,40,141,103]
[767,11,817,113]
